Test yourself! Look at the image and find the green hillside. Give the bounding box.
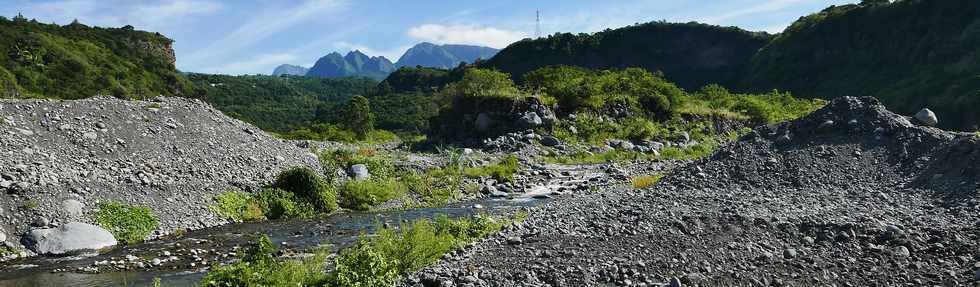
[483,21,771,90]
[0,15,199,99]
[741,0,980,129]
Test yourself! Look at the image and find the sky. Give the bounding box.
[1,0,858,75]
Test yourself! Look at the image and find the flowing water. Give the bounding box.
[0,164,613,287]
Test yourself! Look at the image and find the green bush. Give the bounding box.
[319,148,395,180]
[330,241,400,287]
[93,202,159,244]
[463,155,520,183]
[272,167,338,213]
[255,188,316,220]
[338,179,405,211]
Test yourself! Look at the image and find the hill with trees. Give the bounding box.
[482,22,771,90]
[740,0,980,129]
[0,14,199,99]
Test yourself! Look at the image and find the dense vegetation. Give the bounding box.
[741,0,980,129]
[483,21,771,90]
[0,15,199,99]
[188,73,376,132]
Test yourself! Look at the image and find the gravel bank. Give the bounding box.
[408,97,979,286]
[0,97,322,255]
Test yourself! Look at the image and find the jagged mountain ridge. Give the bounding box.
[305,50,395,80]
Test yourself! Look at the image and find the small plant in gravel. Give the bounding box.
[93,201,159,244]
[273,167,338,213]
[20,200,38,210]
[463,155,520,182]
[631,174,664,189]
[338,178,405,211]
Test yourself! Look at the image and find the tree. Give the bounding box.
[346,95,375,139]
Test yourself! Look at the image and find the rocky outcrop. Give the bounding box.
[0,96,322,255]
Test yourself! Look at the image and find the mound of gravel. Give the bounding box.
[407,97,979,286]
[0,97,321,254]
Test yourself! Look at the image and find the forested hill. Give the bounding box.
[741,0,980,129]
[0,15,199,99]
[482,22,771,90]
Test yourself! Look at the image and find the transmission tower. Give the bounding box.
[535,10,541,38]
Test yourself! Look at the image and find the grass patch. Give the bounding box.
[631,174,664,189]
[93,202,159,244]
[463,155,520,183]
[210,190,265,222]
[319,148,395,180]
[338,178,406,211]
[545,149,654,164]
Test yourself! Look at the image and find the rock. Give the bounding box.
[568,126,578,134]
[462,148,474,155]
[349,164,370,181]
[82,132,98,140]
[506,237,523,245]
[619,141,635,151]
[668,277,683,287]
[151,258,162,266]
[16,128,34,136]
[892,246,910,257]
[61,199,85,217]
[540,136,561,147]
[913,108,938,126]
[475,113,493,132]
[783,248,798,259]
[0,230,6,242]
[23,222,118,255]
[518,112,543,128]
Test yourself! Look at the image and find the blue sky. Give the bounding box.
[2,0,857,75]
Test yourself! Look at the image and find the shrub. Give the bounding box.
[255,188,315,220]
[338,179,405,211]
[463,155,520,183]
[272,167,338,213]
[210,190,265,222]
[330,240,400,287]
[631,174,664,189]
[93,202,159,244]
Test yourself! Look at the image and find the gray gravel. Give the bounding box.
[0,96,322,256]
[406,97,979,286]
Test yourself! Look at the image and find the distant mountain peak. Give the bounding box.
[272,64,309,76]
[395,43,499,69]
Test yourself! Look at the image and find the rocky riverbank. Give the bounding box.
[0,97,323,258]
[407,97,980,286]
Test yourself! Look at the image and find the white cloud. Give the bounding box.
[407,24,527,48]
[211,53,298,75]
[701,0,809,25]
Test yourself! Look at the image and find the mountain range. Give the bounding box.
[273,42,499,80]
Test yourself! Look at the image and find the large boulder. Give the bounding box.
[23,222,117,255]
[518,112,543,129]
[913,108,938,126]
[349,164,371,181]
[540,136,562,147]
